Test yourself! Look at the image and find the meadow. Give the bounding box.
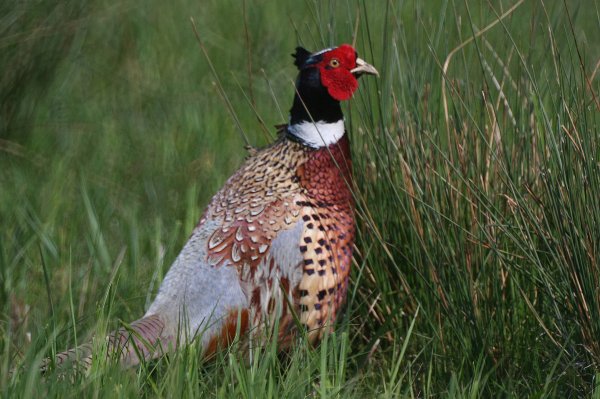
[1,0,599,397]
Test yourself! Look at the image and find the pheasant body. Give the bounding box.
[147,133,354,351]
[43,44,377,371]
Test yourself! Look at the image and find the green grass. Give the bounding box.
[1,0,599,397]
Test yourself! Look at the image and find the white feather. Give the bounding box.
[287,120,345,148]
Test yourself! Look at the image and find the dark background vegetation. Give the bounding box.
[1,0,599,397]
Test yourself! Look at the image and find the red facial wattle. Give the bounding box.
[317,44,359,101]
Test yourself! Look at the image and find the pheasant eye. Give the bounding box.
[329,59,340,68]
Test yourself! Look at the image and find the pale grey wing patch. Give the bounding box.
[145,219,248,349]
[269,218,304,284]
[241,219,304,329]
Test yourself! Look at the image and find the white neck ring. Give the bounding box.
[287,120,345,148]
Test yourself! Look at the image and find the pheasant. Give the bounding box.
[43,44,378,371]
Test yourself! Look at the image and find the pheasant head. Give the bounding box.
[288,44,378,147]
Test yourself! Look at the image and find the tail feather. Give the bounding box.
[41,314,171,372]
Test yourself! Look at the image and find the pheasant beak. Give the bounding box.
[351,58,379,77]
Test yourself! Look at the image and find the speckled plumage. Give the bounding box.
[190,132,355,346]
[42,44,377,371]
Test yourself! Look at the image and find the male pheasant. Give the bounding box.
[44,44,378,370]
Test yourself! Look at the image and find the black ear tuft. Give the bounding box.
[292,47,312,70]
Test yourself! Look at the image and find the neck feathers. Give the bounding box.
[287,67,346,148]
[287,120,345,148]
